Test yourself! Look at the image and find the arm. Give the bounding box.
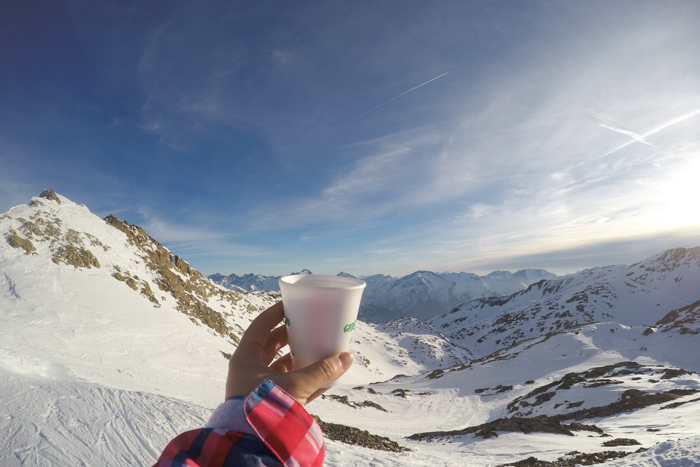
[153,302,353,466]
[154,380,322,466]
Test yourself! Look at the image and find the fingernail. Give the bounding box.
[339,352,354,370]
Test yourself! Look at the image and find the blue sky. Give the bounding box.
[2,1,699,277]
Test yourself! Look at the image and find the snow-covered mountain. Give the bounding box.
[359,269,557,322]
[430,247,700,358]
[2,191,699,466]
[0,191,469,465]
[209,268,557,323]
[208,269,313,292]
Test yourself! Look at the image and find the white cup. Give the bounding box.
[279,274,366,383]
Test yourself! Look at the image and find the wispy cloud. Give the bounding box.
[6,0,700,278]
[136,211,273,261]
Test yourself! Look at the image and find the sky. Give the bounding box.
[1,0,700,278]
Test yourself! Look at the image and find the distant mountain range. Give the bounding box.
[208,269,313,293]
[3,191,700,465]
[208,268,557,323]
[429,246,700,359]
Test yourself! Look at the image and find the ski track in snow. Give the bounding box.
[1,372,209,466]
[1,193,699,466]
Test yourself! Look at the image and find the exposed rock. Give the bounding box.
[497,449,644,466]
[408,415,603,440]
[103,214,251,342]
[602,438,641,447]
[391,388,410,398]
[557,388,698,421]
[84,232,110,252]
[476,384,515,395]
[661,368,692,379]
[660,396,700,410]
[655,299,700,335]
[323,394,388,412]
[20,220,43,237]
[113,271,160,305]
[52,244,100,269]
[114,272,139,290]
[7,233,36,254]
[505,361,690,416]
[410,376,697,442]
[314,416,408,452]
[39,189,61,203]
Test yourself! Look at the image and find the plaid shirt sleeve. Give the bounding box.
[152,380,325,467]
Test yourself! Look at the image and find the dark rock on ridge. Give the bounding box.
[314,416,408,452]
[497,448,645,466]
[40,189,61,203]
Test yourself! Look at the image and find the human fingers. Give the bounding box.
[274,352,354,406]
[305,387,329,404]
[269,353,292,373]
[238,301,284,349]
[262,324,288,362]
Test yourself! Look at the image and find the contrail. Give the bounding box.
[597,122,654,146]
[599,107,700,159]
[645,108,700,137]
[357,72,449,118]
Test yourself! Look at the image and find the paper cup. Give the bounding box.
[279,274,366,383]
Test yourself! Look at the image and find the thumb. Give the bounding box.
[275,352,354,405]
[302,351,355,387]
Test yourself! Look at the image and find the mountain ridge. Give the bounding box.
[428,246,700,358]
[2,191,700,466]
[208,267,557,323]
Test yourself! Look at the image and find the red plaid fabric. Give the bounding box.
[245,381,325,467]
[153,381,325,467]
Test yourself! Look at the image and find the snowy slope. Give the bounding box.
[0,191,472,466]
[1,191,699,466]
[360,270,556,323]
[430,248,700,359]
[0,190,279,405]
[313,319,700,465]
[2,372,210,466]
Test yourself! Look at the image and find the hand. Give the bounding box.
[225,301,354,405]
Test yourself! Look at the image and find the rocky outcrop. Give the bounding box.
[39,189,61,203]
[497,449,643,466]
[5,199,105,269]
[113,267,159,305]
[3,191,272,347]
[410,361,698,442]
[314,416,408,452]
[103,214,250,342]
[654,299,700,335]
[408,416,602,440]
[52,244,100,268]
[7,233,36,254]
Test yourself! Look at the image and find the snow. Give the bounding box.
[209,267,557,323]
[1,192,699,466]
[1,372,209,466]
[603,437,700,466]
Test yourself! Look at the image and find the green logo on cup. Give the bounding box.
[343,321,356,333]
[285,316,290,326]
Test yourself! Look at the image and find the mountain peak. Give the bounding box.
[39,189,62,203]
[646,246,700,272]
[0,192,278,343]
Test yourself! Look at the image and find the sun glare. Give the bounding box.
[659,163,700,227]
